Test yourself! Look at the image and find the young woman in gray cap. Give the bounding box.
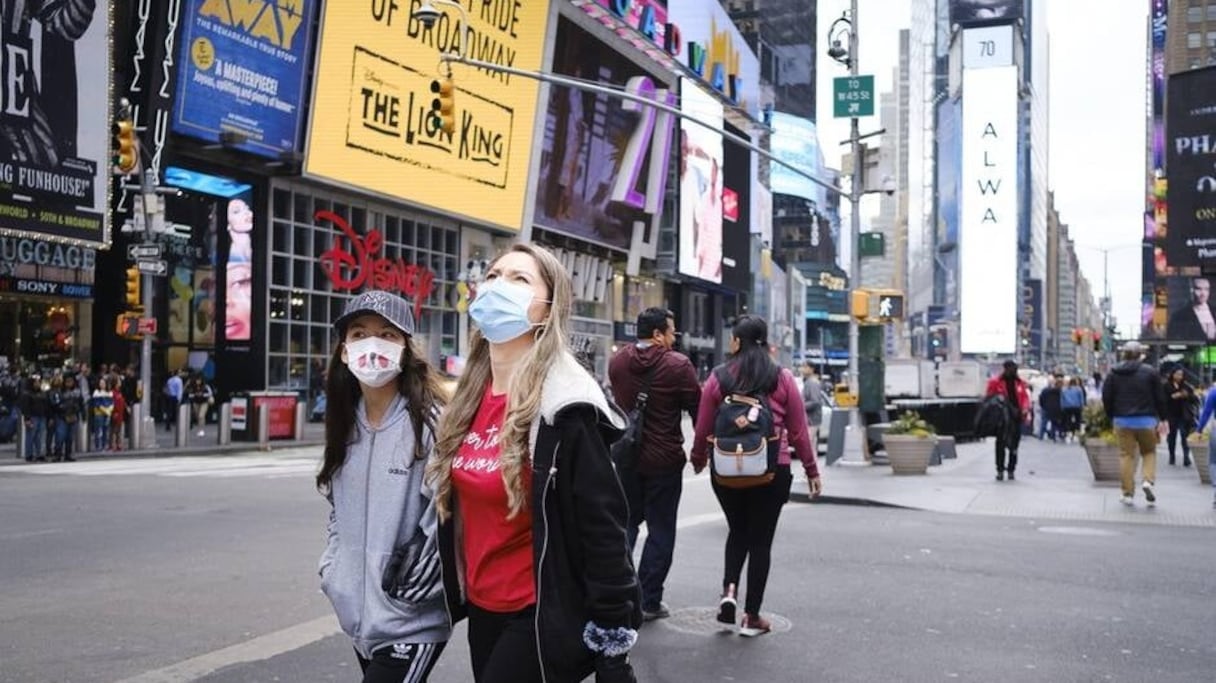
[316,290,453,683]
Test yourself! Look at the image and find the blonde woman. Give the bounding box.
[428,244,641,683]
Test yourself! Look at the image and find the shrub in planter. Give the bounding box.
[1188,429,1211,485]
[1079,402,1120,482]
[884,411,937,475]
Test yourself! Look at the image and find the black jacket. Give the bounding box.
[1102,362,1167,421]
[1165,380,1198,423]
[438,353,642,682]
[607,343,701,475]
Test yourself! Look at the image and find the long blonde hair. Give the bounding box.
[429,243,574,521]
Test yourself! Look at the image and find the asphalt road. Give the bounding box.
[1,451,1213,683]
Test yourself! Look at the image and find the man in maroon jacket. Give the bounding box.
[608,307,702,621]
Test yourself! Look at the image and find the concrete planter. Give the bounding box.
[1082,440,1121,482]
[884,434,937,475]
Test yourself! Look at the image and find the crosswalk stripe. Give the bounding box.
[1,455,319,479]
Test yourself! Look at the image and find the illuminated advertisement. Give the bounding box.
[1165,275,1216,343]
[950,0,1024,25]
[172,0,316,157]
[678,80,724,283]
[533,19,675,250]
[769,111,825,206]
[0,0,110,247]
[667,0,761,115]
[1165,66,1216,270]
[305,0,550,232]
[224,193,255,341]
[959,64,1019,355]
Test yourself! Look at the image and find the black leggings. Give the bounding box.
[711,465,793,616]
[467,602,542,683]
[356,641,445,683]
[995,427,1022,473]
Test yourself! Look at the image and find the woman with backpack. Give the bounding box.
[690,315,823,637]
[316,290,451,683]
[1164,367,1198,467]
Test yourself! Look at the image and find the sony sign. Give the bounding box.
[959,62,1019,355]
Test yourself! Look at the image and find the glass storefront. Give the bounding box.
[267,183,461,393]
[0,238,98,371]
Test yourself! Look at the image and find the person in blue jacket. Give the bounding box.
[1194,381,1216,510]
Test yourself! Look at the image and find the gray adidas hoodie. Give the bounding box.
[318,395,450,658]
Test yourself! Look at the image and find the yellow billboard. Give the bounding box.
[305,0,550,231]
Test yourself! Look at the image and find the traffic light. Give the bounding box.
[124,267,141,309]
[430,77,455,134]
[850,290,869,319]
[112,116,137,174]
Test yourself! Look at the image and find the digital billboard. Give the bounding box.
[678,81,724,283]
[533,19,675,251]
[666,0,762,116]
[1165,66,1216,270]
[173,0,316,157]
[959,64,1019,355]
[769,112,825,207]
[1165,275,1216,343]
[0,0,110,247]
[304,0,550,232]
[950,0,1024,25]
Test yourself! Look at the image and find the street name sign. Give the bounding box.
[127,243,162,260]
[136,259,168,276]
[833,75,875,117]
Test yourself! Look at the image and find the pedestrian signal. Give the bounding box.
[430,77,455,134]
[850,290,869,319]
[124,267,141,309]
[113,118,138,174]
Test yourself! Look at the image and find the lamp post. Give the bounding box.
[414,0,470,62]
[827,2,864,395]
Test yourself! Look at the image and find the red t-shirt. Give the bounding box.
[450,384,536,612]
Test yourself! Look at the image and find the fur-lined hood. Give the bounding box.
[528,351,626,448]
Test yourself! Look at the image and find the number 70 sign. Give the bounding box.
[833,75,875,118]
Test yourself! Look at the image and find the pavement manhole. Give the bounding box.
[659,607,793,637]
[1037,525,1122,537]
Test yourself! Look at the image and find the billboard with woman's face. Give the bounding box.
[224,194,254,342]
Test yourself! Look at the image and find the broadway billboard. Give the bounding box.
[1166,66,1216,271]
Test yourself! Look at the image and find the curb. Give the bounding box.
[0,440,325,467]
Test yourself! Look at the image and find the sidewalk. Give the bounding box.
[0,420,325,464]
[795,435,1216,528]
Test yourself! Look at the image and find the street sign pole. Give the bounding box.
[138,168,156,449]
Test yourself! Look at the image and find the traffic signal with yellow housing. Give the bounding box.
[113,117,137,174]
[850,290,869,319]
[124,267,141,309]
[430,77,455,134]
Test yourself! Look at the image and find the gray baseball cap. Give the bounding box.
[333,290,415,337]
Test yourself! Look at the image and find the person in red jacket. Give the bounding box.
[984,360,1032,481]
[608,307,702,622]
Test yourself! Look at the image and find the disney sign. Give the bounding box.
[316,210,436,318]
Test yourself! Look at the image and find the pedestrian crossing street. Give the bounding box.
[1,448,322,479]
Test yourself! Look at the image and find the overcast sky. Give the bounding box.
[814,0,1146,337]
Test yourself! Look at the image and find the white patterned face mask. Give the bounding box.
[344,337,404,388]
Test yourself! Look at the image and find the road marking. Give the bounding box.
[111,614,340,683]
[1,455,318,479]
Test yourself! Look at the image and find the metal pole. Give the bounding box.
[847,0,862,396]
[139,168,155,449]
[441,54,841,197]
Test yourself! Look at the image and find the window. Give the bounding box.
[1189,32,1203,49]
[1188,6,1202,22]
[1208,4,1216,21]
[1208,31,1216,48]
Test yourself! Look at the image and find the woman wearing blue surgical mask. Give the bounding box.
[316,290,454,683]
[428,244,641,683]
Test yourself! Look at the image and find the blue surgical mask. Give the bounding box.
[469,278,549,343]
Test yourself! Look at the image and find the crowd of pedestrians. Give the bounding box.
[0,363,142,462]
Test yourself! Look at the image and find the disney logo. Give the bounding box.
[315,210,436,319]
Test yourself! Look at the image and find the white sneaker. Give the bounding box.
[1142,481,1156,506]
[1119,494,1134,506]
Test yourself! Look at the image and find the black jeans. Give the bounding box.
[995,427,1022,473]
[711,465,792,616]
[1167,419,1193,462]
[467,602,542,683]
[626,470,683,610]
[356,641,445,683]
